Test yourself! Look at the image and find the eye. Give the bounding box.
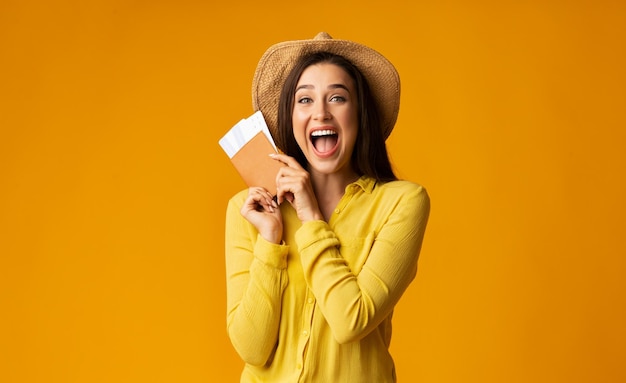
[297,96,313,104]
[330,95,346,102]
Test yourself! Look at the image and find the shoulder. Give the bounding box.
[376,179,429,199]
[228,188,249,204]
[226,188,249,214]
[374,179,430,214]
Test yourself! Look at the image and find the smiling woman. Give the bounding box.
[277,50,398,185]
[224,32,430,382]
[292,61,359,181]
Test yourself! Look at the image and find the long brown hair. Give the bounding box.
[276,51,397,182]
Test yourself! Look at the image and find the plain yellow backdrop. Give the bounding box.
[1,0,625,382]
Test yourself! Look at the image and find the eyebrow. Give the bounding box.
[295,84,351,92]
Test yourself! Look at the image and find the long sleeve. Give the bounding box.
[296,183,430,344]
[224,194,289,366]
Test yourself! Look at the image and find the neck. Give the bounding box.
[309,168,360,221]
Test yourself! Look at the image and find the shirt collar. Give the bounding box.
[350,175,376,194]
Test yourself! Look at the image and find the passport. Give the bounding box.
[219,111,284,196]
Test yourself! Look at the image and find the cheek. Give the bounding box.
[341,112,359,145]
[291,113,307,146]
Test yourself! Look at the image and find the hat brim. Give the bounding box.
[252,33,400,141]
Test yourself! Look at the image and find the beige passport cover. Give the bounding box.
[230,131,284,196]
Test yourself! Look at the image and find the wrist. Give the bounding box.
[260,229,282,244]
[302,213,323,222]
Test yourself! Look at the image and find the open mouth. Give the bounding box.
[310,129,338,155]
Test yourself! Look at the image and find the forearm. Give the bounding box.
[297,188,430,344]
[297,224,410,343]
[226,246,288,365]
[225,197,289,365]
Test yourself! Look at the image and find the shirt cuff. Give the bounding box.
[295,220,339,252]
[253,234,289,269]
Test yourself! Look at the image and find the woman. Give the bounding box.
[225,32,430,382]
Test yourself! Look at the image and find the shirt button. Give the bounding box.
[297,363,302,370]
[302,330,309,337]
[334,208,340,214]
[307,297,314,304]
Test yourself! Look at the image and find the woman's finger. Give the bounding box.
[270,153,302,169]
[244,187,277,212]
[239,188,284,244]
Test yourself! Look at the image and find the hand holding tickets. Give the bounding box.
[219,111,284,196]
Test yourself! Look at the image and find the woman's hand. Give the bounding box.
[240,187,283,244]
[271,153,324,223]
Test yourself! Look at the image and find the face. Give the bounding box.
[292,62,359,178]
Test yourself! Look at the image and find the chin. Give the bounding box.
[310,161,350,176]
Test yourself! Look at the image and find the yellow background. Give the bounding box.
[1,0,625,382]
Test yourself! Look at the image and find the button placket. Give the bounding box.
[295,290,316,380]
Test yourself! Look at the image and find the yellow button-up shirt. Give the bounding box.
[225,176,430,382]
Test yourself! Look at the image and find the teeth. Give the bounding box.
[311,130,337,137]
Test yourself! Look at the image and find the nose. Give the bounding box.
[313,102,332,121]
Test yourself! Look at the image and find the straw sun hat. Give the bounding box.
[252,32,400,141]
